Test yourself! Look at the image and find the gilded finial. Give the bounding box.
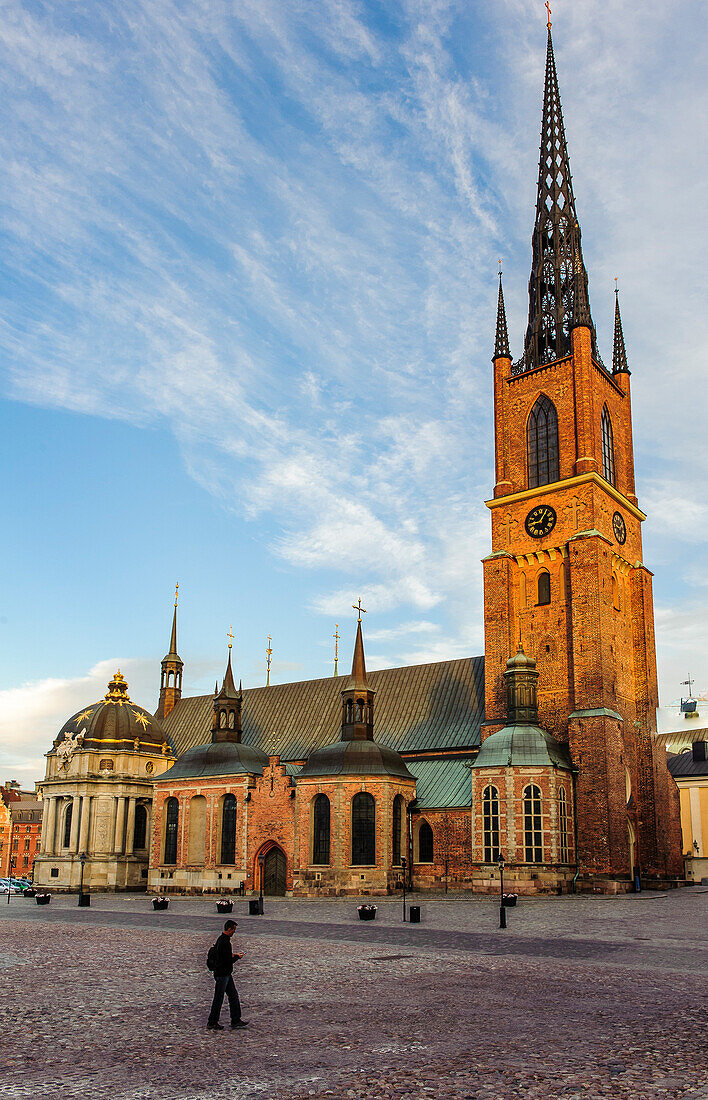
[545,0,552,30]
[266,634,273,687]
[498,258,502,280]
[352,597,367,623]
[174,582,179,607]
[615,276,619,296]
[227,625,234,650]
[333,623,340,677]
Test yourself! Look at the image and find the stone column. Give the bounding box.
[125,798,136,857]
[114,797,126,854]
[69,797,81,853]
[78,796,91,854]
[42,797,57,855]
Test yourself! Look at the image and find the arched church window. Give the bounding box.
[312,794,330,865]
[418,821,434,863]
[527,395,559,488]
[523,784,543,863]
[62,802,73,849]
[601,406,615,486]
[228,711,235,730]
[187,796,206,864]
[482,785,500,863]
[351,792,375,865]
[133,804,147,851]
[219,710,227,729]
[220,795,237,865]
[164,797,179,865]
[612,574,620,611]
[558,788,569,862]
[392,795,404,865]
[537,570,551,605]
[355,701,363,722]
[346,700,353,724]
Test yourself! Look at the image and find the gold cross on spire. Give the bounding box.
[227,625,234,650]
[352,597,367,623]
[498,257,502,278]
[545,0,552,29]
[266,634,273,687]
[174,582,179,607]
[333,623,340,677]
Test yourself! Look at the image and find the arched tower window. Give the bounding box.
[558,787,569,863]
[133,804,148,851]
[523,784,543,864]
[482,785,500,863]
[164,797,179,865]
[392,795,404,866]
[228,711,235,729]
[418,821,434,863]
[537,570,551,605]
[219,710,227,729]
[312,794,330,865]
[527,395,559,488]
[220,795,237,865]
[612,574,620,611]
[351,792,375,865]
[602,405,615,486]
[62,802,73,849]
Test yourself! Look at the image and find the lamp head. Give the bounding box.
[497,852,505,870]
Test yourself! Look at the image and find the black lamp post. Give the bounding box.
[401,856,407,922]
[498,852,506,929]
[78,851,87,904]
[258,852,265,915]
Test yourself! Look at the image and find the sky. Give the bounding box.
[1,0,707,785]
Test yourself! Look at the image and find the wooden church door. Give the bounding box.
[263,846,286,895]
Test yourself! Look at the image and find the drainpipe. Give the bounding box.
[571,768,580,893]
[407,807,414,890]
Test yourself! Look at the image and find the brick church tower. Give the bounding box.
[482,25,682,886]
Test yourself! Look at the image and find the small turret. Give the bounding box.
[493,270,511,361]
[211,632,243,744]
[156,585,183,720]
[612,286,630,376]
[504,644,539,725]
[340,602,376,742]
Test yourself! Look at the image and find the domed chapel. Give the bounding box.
[37,22,683,896]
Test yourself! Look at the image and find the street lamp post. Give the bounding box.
[7,822,14,904]
[258,853,265,915]
[78,851,87,905]
[498,852,506,929]
[401,857,407,922]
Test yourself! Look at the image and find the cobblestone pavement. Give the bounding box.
[0,891,706,1100]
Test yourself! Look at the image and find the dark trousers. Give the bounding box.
[208,974,241,1026]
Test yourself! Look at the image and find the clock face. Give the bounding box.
[613,512,627,544]
[525,504,557,539]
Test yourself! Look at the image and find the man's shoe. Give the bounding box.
[231,1020,249,1028]
[207,1023,224,1031]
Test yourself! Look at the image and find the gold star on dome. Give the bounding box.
[74,709,94,727]
[132,711,150,730]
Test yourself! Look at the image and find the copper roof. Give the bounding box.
[162,656,485,763]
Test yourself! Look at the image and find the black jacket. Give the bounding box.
[213,933,235,977]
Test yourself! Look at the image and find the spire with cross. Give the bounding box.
[266,634,273,687]
[333,623,340,677]
[352,597,367,623]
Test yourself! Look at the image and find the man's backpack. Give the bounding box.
[206,942,218,972]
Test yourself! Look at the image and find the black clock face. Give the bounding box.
[613,512,627,544]
[525,504,556,539]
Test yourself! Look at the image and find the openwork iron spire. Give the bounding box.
[494,270,511,360]
[524,28,595,369]
[612,287,630,374]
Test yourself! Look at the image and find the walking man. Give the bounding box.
[207,919,248,1031]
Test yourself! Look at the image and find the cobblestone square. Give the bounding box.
[0,890,706,1100]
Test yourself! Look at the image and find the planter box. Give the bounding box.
[216,900,233,913]
[35,894,51,905]
[152,898,169,911]
[502,893,518,907]
[357,905,377,921]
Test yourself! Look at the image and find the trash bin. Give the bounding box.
[409,905,421,923]
[249,899,260,916]
[78,893,91,907]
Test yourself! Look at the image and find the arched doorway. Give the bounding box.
[256,843,287,896]
[627,821,636,881]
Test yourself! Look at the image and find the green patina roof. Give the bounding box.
[161,657,484,762]
[472,724,573,770]
[406,756,474,809]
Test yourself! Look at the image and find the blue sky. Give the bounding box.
[1,0,707,782]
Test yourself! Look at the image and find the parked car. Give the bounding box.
[0,880,24,894]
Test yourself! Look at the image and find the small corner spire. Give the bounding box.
[350,601,369,690]
[571,235,593,331]
[493,263,511,361]
[613,280,630,374]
